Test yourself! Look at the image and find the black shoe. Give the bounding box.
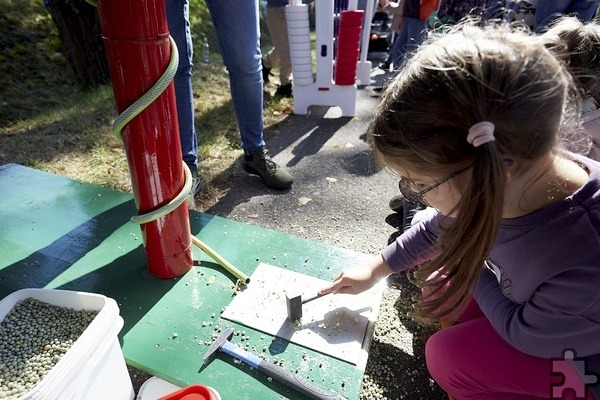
[402,200,425,232]
[261,59,272,84]
[187,163,203,196]
[186,163,202,210]
[388,195,404,213]
[243,148,293,189]
[275,83,292,98]
[372,79,393,96]
[378,61,391,70]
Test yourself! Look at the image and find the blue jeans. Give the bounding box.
[534,0,599,32]
[486,0,519,21]
[165,0,198,168]
[390,17,427,69]
[206,0,266,154]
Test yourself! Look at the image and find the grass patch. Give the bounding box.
[0,0,293,210]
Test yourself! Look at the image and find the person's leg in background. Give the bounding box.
[376,1,404,70]
[568,0,600,21]
[165,0,202,199]
[390,17,427,69]
[494,0,519,23]
[388,18,408,69]
[534,0,599,32]
[205,0,293,189]
[378,32,397,70]
[268,6,293,97]
[261,47,279,84]
[261,2,281,84]
[486,0,507,20]
[372,16,425,92]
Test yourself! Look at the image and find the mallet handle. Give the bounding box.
[258,361,347,400]
[302,291,331,304]
[220,341,345,400]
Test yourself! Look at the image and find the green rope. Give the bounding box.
[101,34,191,224]
[130,161,192,225]
[86,0,189,224]
[108,36,191,225]
[112,36,179,141]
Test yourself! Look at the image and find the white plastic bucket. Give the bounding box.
[0,288,135,400]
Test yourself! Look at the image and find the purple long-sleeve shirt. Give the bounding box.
[381,153,600,392]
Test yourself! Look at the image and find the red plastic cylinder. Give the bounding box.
[335,10,364,85]
[97,0,193,278]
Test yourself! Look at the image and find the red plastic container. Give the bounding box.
[158,384,216,400]
[340,10,365,21]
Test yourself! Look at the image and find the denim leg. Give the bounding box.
[390,18,427,69]
[486,0,506,20]
[494,0,519,22]
[206,0,266,155]
[389,24,407,68]
[533,0,599,32]
[165,0,198,167]
[568,0,600,21]
[535,0,571,31]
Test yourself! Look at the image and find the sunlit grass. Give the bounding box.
[1,0,294,210]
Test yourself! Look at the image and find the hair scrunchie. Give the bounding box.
[467,121,495,147]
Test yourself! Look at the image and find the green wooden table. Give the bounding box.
[0,164,379,400]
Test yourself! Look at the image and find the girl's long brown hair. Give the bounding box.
[370,21,578,323]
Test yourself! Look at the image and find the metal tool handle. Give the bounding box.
[258,360,346,400]
[302,291,331,304]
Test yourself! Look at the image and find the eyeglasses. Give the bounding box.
[398,166,470,204]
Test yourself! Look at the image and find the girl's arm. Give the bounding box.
[319,254,393,295]
[474,267,600,358]
[381,215,443,273]
[320,213,442,295]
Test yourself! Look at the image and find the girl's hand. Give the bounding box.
[319,255,393,295]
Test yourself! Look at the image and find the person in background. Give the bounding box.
[165,0,293,193]
[377,0,405,71]
[372,0,433,94]
[512,0,538,29]
[321,19,600,399]
[387,0,430,69]
[543,15,600,114]
[543,16,600,161]
[489,0,599,32]
[261,0,294,98]
[534,0,599,32]
[436,0,491,21]
[165,0,202,204]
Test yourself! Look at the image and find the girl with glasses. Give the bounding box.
[320,17,600,399]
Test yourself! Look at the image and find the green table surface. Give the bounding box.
[0,164,377,400]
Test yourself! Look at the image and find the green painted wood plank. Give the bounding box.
[0,164,375,399]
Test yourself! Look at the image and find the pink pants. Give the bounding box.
[425,298,596,400]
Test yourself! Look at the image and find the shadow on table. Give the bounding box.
[0,199,180,336]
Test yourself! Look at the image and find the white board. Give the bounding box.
[221,263,382,365]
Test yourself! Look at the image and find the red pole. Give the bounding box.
[96,0,193,278]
